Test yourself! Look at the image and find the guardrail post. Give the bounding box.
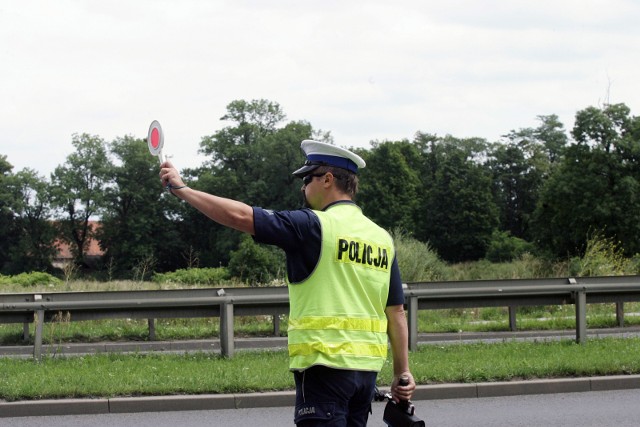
[220,301,235,357]
[23,322,30,341]
[273,313,280,336]
[508,306,517,331]
[616,302,624,327]
[407,296,418,351]
[575,289,587,344]
[148,319,156,341]
[34,310,44,362]
[32,294,44,361]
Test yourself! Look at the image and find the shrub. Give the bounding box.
[227,235,285,285]
[629,254,640,275]
[0,272,62,288]
[568,231,631,276]
[486,230,536,263]
[392,228,447,282]
[153,267,230,286]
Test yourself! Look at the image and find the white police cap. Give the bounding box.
[292,140,366,177]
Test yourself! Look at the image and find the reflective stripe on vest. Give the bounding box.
[288,316,387,333]
[289,341,388,358]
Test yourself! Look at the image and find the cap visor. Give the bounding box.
[292,164,320,178]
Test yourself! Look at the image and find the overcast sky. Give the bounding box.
[2,0,639,176]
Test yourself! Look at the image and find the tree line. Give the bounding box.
[1,99,639,278]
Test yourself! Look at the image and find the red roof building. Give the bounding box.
[52,221,104,268]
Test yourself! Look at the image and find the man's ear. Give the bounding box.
[323,172,334,186]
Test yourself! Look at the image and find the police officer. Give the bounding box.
[160,140,416,426]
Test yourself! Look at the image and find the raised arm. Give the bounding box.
[159,161,255,235]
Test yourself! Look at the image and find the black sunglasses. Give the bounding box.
[302,173,326,186]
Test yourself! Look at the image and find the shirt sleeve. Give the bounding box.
[252,207,322,283]
[386,256,405,306]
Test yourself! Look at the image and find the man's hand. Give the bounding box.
[391,372,416,402]
[159,160,186,190]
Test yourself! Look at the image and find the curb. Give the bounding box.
[2,375,640,418]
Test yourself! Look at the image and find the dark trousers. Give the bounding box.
[293,365,378,427]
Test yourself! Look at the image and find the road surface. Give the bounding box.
[4,389,640,427]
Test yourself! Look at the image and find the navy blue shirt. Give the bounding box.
[252,201,404,306]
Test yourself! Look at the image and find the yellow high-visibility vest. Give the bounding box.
[288,203,394,372]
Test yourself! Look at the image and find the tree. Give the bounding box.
[182,99,313,267]
[534,114,568,164]
[97,136,185,275]
[488,116,565,241]
[532,103,640,257]
[489,142,533,239]
[414,134,499,262]
[198,99,307,208]
[358,140,421,232]
[0,156,20,272]
[4,169,57,273]
[49,134,112,267]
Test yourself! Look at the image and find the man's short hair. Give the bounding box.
[316,166,359,199]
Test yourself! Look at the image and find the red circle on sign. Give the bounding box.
[151,128,160,149]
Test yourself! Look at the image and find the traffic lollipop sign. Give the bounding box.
[147,120,165,164]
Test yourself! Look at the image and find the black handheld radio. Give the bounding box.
[374,377,426,427]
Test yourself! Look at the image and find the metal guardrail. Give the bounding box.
[0,287,290,360]
[2,276,640,360]
[404,276,640,350]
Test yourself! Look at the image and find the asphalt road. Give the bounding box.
[4,389,640,427]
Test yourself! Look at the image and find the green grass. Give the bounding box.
[413,338,640,383]
[0,350,292,401]
[0,315,283,346]
[416,302,640,333]
[1,337,639,401]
